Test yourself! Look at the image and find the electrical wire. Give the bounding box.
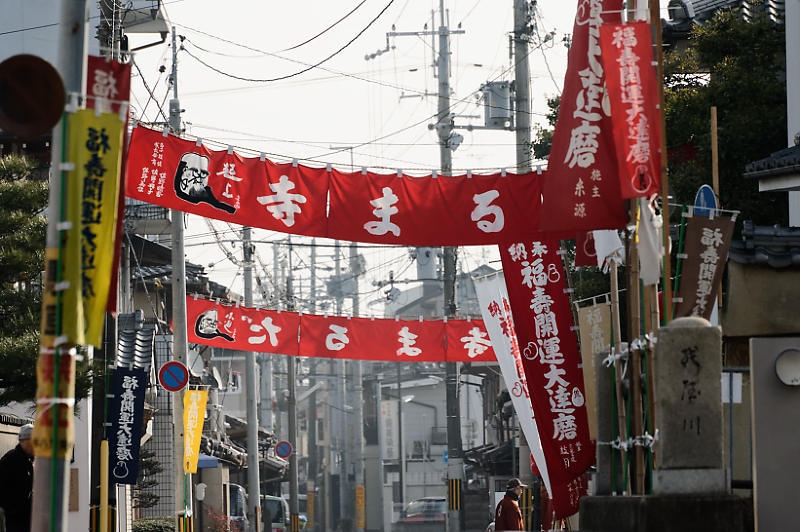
[279,0,368,52]
[179,0,395,83]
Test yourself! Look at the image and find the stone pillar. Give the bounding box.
[652,317,725,494]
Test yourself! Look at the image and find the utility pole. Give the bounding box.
[307,240,318,529]
[31,2,89,531]
[512,1,538,528]
[287,238,300,532]
[333,240,349,523]
[350,242,366,532]
[431,2,464,530]
[167,26,190,530]
[243,226,261,532]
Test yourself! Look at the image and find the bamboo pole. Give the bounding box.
[650,0,672,323]
[609,261,630,494]
[711,106,723,310]
[627,224,645,495]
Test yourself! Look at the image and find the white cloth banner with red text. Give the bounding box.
[472,272,551,494]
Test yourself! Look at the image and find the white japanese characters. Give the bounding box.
[325,324,350,351]
[507,241,580,443]
[364,186,401,237]
[137,141,166,197]
[471,190,505,233]
[460,326,493,359]
[244,315,282,346]
[257,175,307,227]
[115,375,138,465]
[692,227,724,316]
[610,24,653,193]
[565,0,606,170]
[396,326,422,357]
[92,69,118,100]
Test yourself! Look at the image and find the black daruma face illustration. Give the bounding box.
[194,309,234,342]
[174,152,236,213]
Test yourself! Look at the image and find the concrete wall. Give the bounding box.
[750,337,800,532]
[721,262,800,336]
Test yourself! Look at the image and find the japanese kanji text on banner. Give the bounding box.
[472,272,551,493]
[183,389,208,474]
[599,22,661,198]
[63,109,125,347]
[186,296,496,363]
[500,239,594,515]
[124,125,548,245]
[540,0,628,231]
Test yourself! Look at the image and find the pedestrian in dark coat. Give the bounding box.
[494,477,526,531]
[0,423,34,532]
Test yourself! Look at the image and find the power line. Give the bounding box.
[280,0,368,52]
[179,0,395,83]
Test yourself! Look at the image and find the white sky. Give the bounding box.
[124,0,586,313]
[1,0,671,315]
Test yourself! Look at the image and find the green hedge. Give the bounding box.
[132,517,173,532]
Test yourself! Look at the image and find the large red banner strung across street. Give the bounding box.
[125,125,547,245]
[540,0,628,232]
[599,21,661,198]
[186,296,496,363]
[499,238,594,489]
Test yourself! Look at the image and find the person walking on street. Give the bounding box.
[494,478,526,531]
[0,423,34,532]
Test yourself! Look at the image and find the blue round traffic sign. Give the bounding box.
[159,361,189,392]
[694,184,718,217]
[275,440,293,459]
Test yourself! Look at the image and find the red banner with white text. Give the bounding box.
[186,296,495,363]
[500,239,594,488]
[540,0,627,232]
[599,22,661,198]
[125,125,550,245]
[87,55,131,313]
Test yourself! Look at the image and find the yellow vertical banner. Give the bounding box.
[183,389,208,473]
[63,109,124,347]
[355,485,365,529]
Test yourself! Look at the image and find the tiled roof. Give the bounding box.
[743,144,800,179]
[728,221,800,267]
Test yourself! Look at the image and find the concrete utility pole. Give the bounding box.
[307,239,318,528]
[333,240,349,522]
[512,0,538,528]
[433,2,465,530]
[350,242,366,532]
[243,226,262,532]
[167,26,191,530]
[287,237,300,531]
[31,2,89,531]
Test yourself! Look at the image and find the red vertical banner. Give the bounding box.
[87,56,131,313]
[500,239,594,489]
[540,0,627,232]
[599,22,661,198]
[574,232,598,267]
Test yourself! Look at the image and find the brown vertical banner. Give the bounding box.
[674,215,735,319]
[577,303,612,440]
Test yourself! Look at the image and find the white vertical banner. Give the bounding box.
[473,272,551,494]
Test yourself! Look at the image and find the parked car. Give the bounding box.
[262,494,290,532]
[229,483,248,531]
[396,496,446,531]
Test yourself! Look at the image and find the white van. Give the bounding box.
[261,495,290,532]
